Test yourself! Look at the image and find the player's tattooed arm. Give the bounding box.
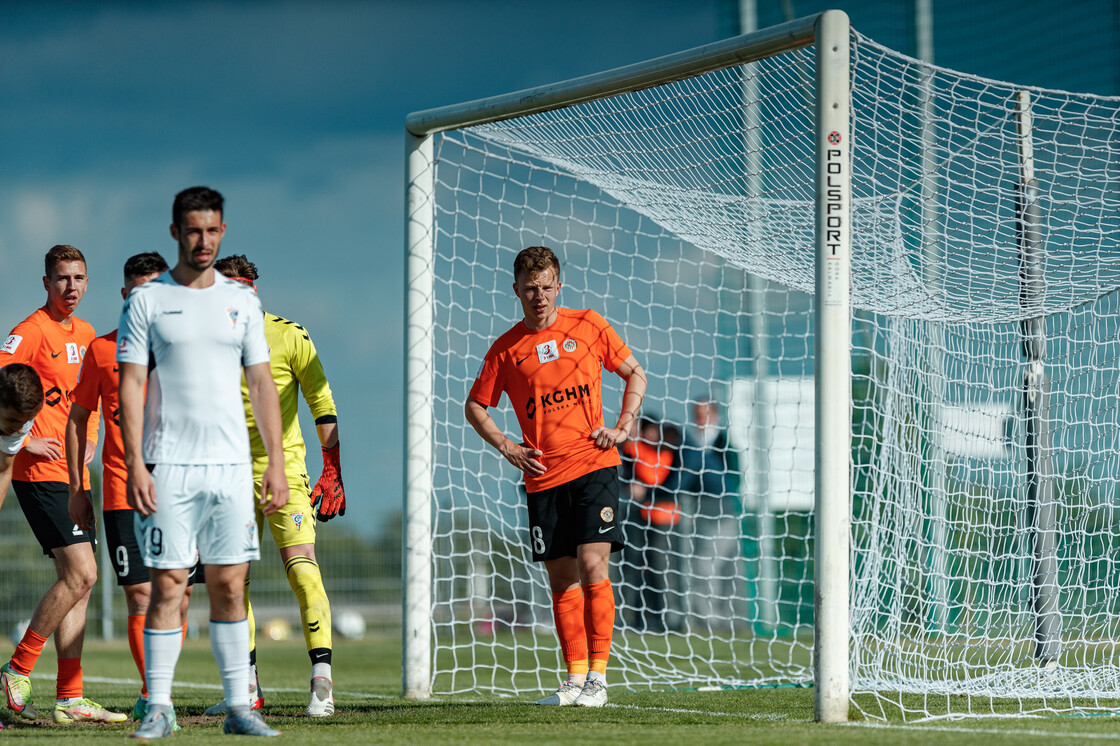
[590,354,646,451]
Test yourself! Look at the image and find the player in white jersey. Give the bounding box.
[119,186,288,740]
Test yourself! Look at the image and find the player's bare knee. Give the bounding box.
[60,557,98,594]
[576,556,609,583]
[74,565,98,594]
[206,578,244,610]
[545,558,581,593]
[124,583,151,616]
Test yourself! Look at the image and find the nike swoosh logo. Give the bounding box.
[51,351,62,358]
[516,354,531,366]
[598,525,613,534]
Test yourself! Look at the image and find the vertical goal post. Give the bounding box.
[402,9,852,721]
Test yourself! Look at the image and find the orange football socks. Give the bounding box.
[56,658,82,700]
[552,586,589,680]
[9,628,47,676]
[127,614,149,697]
[583,579,615,675]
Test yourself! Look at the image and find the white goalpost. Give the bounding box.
[404,7,1120,722]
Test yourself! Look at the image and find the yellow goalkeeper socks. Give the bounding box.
[285,555,333,655]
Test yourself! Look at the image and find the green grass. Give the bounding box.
[1,632,1119,744]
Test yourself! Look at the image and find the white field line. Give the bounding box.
[605,702,786,721]
[34,672,394,700]
[846,722,1120,740]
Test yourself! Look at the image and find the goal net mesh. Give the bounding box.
[425,31,1120,720]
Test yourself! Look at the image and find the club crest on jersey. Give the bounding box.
[600,507,614,523]
[536,340,559,364]
[563,339,577,353]
[293,512,304,531]
[225,307,239,326]
[1,334,21,354]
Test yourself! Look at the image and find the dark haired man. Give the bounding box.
[120,186,287,738]
[67,252,197,728]
[0,245,126,724]
[466,246,646,707]
[0,364,45,505]
[203,254,344,718]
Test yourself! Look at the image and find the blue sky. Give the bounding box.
[0,1,719,535]
[1,0,1115,534]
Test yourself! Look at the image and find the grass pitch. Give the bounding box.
[0,631,1118,744]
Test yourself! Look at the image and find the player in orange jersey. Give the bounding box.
[66,252,196,728]
[466,246,646,707]
[0,245,126,724]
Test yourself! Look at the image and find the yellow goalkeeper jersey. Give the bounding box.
[241,312,337,466]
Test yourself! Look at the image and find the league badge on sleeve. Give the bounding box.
[0,335,21,354]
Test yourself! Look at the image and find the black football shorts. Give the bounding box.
[525,466,625,562]
[13,480,96,556]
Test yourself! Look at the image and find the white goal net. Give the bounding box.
[410,18,1120,721]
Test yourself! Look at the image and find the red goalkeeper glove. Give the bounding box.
[311,442,346,522]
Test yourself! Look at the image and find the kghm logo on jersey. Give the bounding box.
[225,307,239,326]
[293,512,304,532]
[524,383,591,420]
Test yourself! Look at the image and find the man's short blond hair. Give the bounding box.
[513,246,560,280]
[44,245,86,278]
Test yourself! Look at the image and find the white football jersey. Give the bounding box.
[116,272,270,464]
[0,418,33,456]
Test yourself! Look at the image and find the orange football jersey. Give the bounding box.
[71,331,128,510]
[0,307,98,486]
[470,308,631,493]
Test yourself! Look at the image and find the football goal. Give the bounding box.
[404,9,1120,722]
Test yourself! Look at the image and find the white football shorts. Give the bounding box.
[135,463,261,568]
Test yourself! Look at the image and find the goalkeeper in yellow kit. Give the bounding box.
[204,254,346,718]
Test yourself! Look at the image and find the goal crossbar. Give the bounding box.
[404,14,819,138]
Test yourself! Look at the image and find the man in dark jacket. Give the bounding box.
[678,398,741,626]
